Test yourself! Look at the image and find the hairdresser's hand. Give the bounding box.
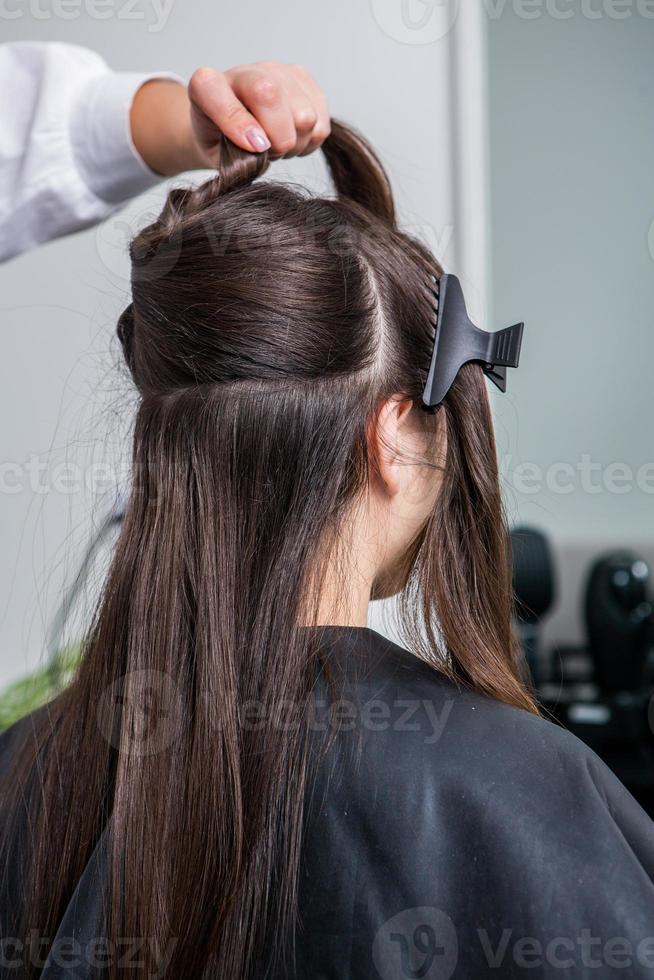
[130,63,330,177]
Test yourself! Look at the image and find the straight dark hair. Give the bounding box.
[1,121,536,979]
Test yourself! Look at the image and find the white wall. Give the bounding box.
[0,1,466,685]
[486,3,654,646]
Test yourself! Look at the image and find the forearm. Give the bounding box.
[130,79,204,177]
[0,42,180,262]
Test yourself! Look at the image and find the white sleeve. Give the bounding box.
[0,42,183,263]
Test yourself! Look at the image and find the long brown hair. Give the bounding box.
[1,121,536,979]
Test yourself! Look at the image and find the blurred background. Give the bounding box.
[1,0,654,800]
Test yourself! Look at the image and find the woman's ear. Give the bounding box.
[367,396,415,497]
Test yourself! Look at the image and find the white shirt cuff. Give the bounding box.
[70,69,184,205]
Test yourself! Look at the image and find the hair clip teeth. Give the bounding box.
[421,273,524,411]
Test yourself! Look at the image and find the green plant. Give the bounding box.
[0,646,80,733]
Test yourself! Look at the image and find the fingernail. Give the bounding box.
[246,127,271,152]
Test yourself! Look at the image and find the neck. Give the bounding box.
[314,582,371,628]
[312,547,375,629]
[307,503,378,629]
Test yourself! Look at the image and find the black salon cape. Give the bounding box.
[2,626,654,979]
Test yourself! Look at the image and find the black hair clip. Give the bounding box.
[421,273,524,412]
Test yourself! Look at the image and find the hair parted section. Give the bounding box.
[2,119,536,980]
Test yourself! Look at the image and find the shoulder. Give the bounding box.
[319,625,587,759]
[298,630,654,978]
[309,627,654,893]
[314,626,642,821]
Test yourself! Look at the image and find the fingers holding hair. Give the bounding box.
[188,63,330,164]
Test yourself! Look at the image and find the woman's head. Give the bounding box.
[119,122,453,624]
[4,121,535,980]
